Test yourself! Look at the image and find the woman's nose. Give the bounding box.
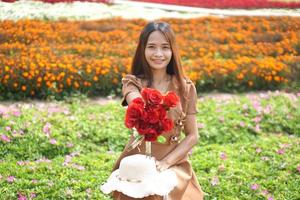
[153,48,163,57]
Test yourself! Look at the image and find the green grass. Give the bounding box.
[0,92,299,199]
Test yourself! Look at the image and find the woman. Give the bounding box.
[112,21,205,200]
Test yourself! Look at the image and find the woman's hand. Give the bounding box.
[155,159,171,172]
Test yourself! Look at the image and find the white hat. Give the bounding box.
[100,154,178,198]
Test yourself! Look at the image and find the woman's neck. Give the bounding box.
[151,70,170,85]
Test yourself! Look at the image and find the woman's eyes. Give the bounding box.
[147,46,170,49]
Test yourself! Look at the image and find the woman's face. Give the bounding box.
[145,31,172,72]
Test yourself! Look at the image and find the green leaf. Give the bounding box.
[157,135,167,144]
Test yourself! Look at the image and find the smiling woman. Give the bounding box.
[144,31,173,93]
[100,21,205,200]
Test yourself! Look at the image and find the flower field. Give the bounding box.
[0,17,300,100]
[131,0,300,8]
[0,92,299,199]
[3,0,300,8]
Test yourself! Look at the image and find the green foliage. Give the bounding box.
[0,93,299,199]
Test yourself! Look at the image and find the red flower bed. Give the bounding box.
[2,0,299,8]
[0,0,109,3]
[131,0,300,8]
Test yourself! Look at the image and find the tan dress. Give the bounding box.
[112,74,205,200]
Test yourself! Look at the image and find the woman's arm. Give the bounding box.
[121,74,143,107]
[156,81,199,171]
[156,114,199,171]
[125,91,142,105]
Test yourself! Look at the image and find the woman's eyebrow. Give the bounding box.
[147,42,170,45]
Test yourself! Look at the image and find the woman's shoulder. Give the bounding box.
[121,74,144,88]
[182,76,196,90]
[122,74,145,80]
[182,76,197,95]
[183,76,193,84]
[122,74,137,80]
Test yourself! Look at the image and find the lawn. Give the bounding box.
[0,92,299,199]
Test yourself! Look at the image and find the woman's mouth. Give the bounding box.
[151,59,164,64]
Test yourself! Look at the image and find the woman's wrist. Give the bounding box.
[162,157,173,167]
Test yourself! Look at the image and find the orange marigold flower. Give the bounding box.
[21,85,26,91]
[93,76,99,81]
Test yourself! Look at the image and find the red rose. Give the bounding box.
[163,91,180,109]
[125,103,144,128]
[136,120,149,135]
[144,133,158,142]
[124,87,179,143]
[161,118,173,132]
[157,104,167,120]
[132,97,145,107]
[154,124,163,136]
[141,88,162,106]
[147,108,160,124]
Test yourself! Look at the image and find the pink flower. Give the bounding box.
[242,104,248,110]
[197,123,205,129]
[259,93,269,99]
[63,109,70,115]
[49,139,57,145]
[43,122,51,137]
[66,142,74,148]
[263,105,272,114]
[254,124,261,133]
[17,161,25,166]
[35,158,51,163]
[252,101,262,113]
[0,134,11,143]
[256,148,262,153]
[48,107,62,114]
[261,190,269,196]
[250,183,259,190]
[268,197,274,200]
[30,192,36,198]
[32,179,38,184]
[219,116,225,123]
[17,192,27,200]
[13,111,21,117]
[210,176,219,186]
[277,148,285,155]
[7,176,15,183]
[71,164,85,171]
[220,152,227,160]
[296,165,300,172]
[5,126,11,131]
[17,161,30,166]
[261,156,270,161]
[239,122,245,127]
[253,116,262,123]
[63,155,72,165]
[279,143,291,149]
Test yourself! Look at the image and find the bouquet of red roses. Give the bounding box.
[125,88,180,145]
